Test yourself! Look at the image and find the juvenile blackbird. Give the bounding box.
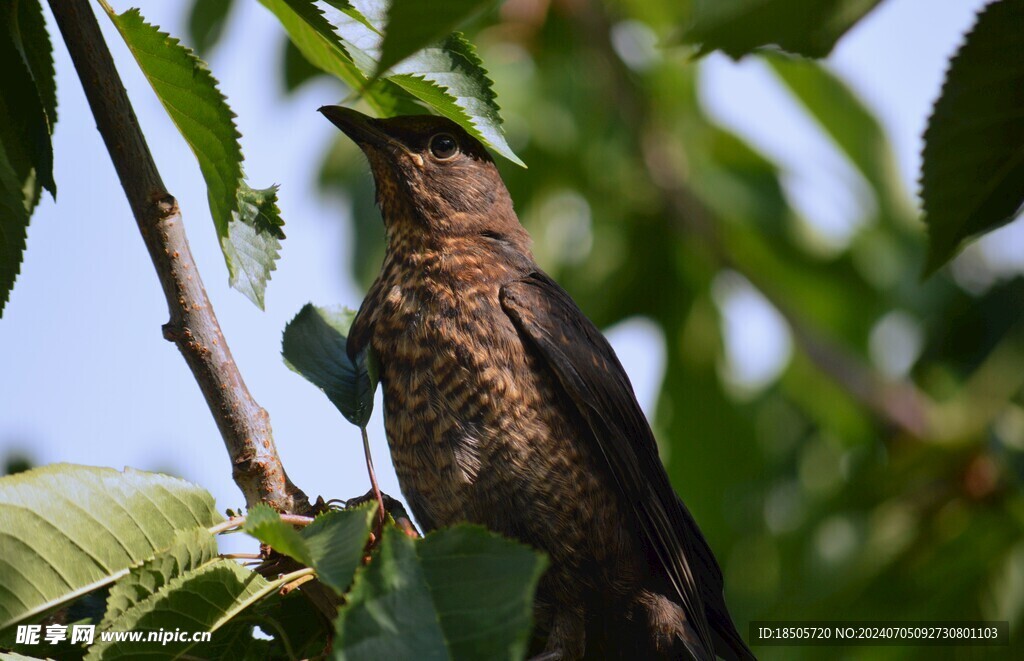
[321,105,753,661]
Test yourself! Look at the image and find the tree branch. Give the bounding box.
[48,0,310,513]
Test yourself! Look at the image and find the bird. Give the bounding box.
[320,105,754,661]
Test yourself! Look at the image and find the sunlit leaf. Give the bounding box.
[259,0,416,116]
[920,0,1024,274]
[226,182,284,308]
[0,464,223,630]
[101,5,284,307]
[101,527,220,628]
[375,0,495,76]
[86,560,272,660]
[261,0,523,165]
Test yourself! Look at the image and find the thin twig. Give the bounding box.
[208,512,315,535]
[48,0,310,513]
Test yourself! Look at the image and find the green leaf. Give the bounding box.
[0,464,223,630]
[766,54,909,219]
[13,0,56,130]
[683,0,883,59]
[259,0,412,116]
[920,0,1024,274]
[225,182,284,308]
[255,590,334,659]
[261,0,524,165]
[392,33,524,167]
[101,5,284,308]
[0,145,29,317]
[348,0,524,166]
[244,503,314,565]
[0,0,57,316]
[101,527,219,628]
[282,303,378,427]
[299,507,376,594]
[0,0,56,205]
[375,0,495,76]
[334,525,547,661]
[85,560,272,660]
[186,0,235,56]
[244,503,375,594]
[196,620,273,660]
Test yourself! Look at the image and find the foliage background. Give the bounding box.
[2,0,1022,657]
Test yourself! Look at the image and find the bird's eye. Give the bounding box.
[429,133,459,160]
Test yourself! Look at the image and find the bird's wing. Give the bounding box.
[501,271,733,661]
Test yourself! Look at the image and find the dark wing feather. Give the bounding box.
[501,271,753,661]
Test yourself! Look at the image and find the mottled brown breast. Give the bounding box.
[361,234,636,582]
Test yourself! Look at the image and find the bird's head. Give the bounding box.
[319,106,527,250]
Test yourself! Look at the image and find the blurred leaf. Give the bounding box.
[0,464,223,630]
[375,0,495,76]
[683,0,883,59]
[101,5,284,308]
[281,35,328,92]
[282,303,378,427]
[101,528,219,628]
[766,54,908,219]
[245,503,375,595]
[85,560,272,660]
[186,0,235,55]
[921,0,1024,274]
[917,276,1024,378]
[334,525,546,660]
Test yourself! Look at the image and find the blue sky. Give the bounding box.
[0,0,1003,547]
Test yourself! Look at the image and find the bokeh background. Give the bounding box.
[3,0,1022,657]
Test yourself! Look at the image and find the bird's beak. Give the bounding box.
[318,105,392,150]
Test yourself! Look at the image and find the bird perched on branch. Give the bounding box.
[321,105,753,661]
